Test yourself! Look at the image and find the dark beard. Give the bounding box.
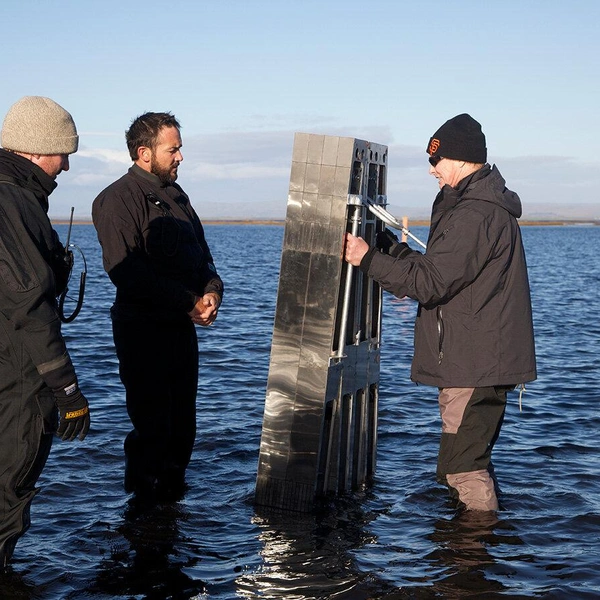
[150,159,177,185]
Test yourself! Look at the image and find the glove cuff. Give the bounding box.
[38,352,77,393]
[53,380,79,399]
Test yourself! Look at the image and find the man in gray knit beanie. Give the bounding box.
[1,95,79,155]
[0,96,90,569]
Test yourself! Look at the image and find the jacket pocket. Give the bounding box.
[15,391,56,493]
[35,389,59,434]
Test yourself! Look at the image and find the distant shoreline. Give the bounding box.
[51,218,600,227]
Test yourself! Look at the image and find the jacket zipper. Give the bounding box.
[437,306,444,364]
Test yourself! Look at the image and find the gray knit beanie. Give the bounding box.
[1,96,79,155]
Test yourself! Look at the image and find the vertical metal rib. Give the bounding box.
[334,201,362,359]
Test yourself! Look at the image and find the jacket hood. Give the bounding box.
[458,164,522,218]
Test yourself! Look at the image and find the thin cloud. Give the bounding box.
[186,163,290,181]
[48,130,600,220]
[76,147,130,165]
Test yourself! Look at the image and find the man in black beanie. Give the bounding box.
[345,114,536,512]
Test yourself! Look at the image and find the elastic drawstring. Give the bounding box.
[518,383,526,412]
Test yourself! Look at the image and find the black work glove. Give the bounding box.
[54,382,90,441]
[376,229,412,259]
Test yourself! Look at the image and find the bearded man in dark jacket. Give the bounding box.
[345,114,536,511]
[0,96,90,568]
[92,112,223,503]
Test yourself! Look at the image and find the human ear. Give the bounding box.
[137,146,151,163]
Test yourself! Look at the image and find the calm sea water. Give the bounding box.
[2,223,599,599]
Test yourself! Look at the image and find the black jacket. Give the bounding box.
[363,165,536,388]
[92,165,223,322]
[0,149,77,391]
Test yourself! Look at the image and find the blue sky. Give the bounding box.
[1,0,598,219]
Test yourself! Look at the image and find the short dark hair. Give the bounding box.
[125,112,181,161]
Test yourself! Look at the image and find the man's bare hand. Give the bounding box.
[188,293,220,326]
[344,232,370,266]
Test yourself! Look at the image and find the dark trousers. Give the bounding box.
[0,318,56,567]
[112,317,199,498]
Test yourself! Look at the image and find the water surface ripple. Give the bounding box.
[2,224,598,599]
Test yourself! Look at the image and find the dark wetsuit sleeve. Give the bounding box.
[193,219,223,300]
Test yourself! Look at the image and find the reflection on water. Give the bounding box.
[0,570,38,600]
[88,501,206,599]
[424,511,514,599]
[239,499,531,600]
[238,498,396,600]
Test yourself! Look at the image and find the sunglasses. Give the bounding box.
[428,155,444,167]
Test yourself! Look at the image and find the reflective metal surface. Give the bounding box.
[255,133,388,511]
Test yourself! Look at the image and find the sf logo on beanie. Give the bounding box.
[428,138,440,155]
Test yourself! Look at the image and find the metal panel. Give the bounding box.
[255,133,388,512]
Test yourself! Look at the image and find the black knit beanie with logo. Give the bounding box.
[426,113,487,163]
